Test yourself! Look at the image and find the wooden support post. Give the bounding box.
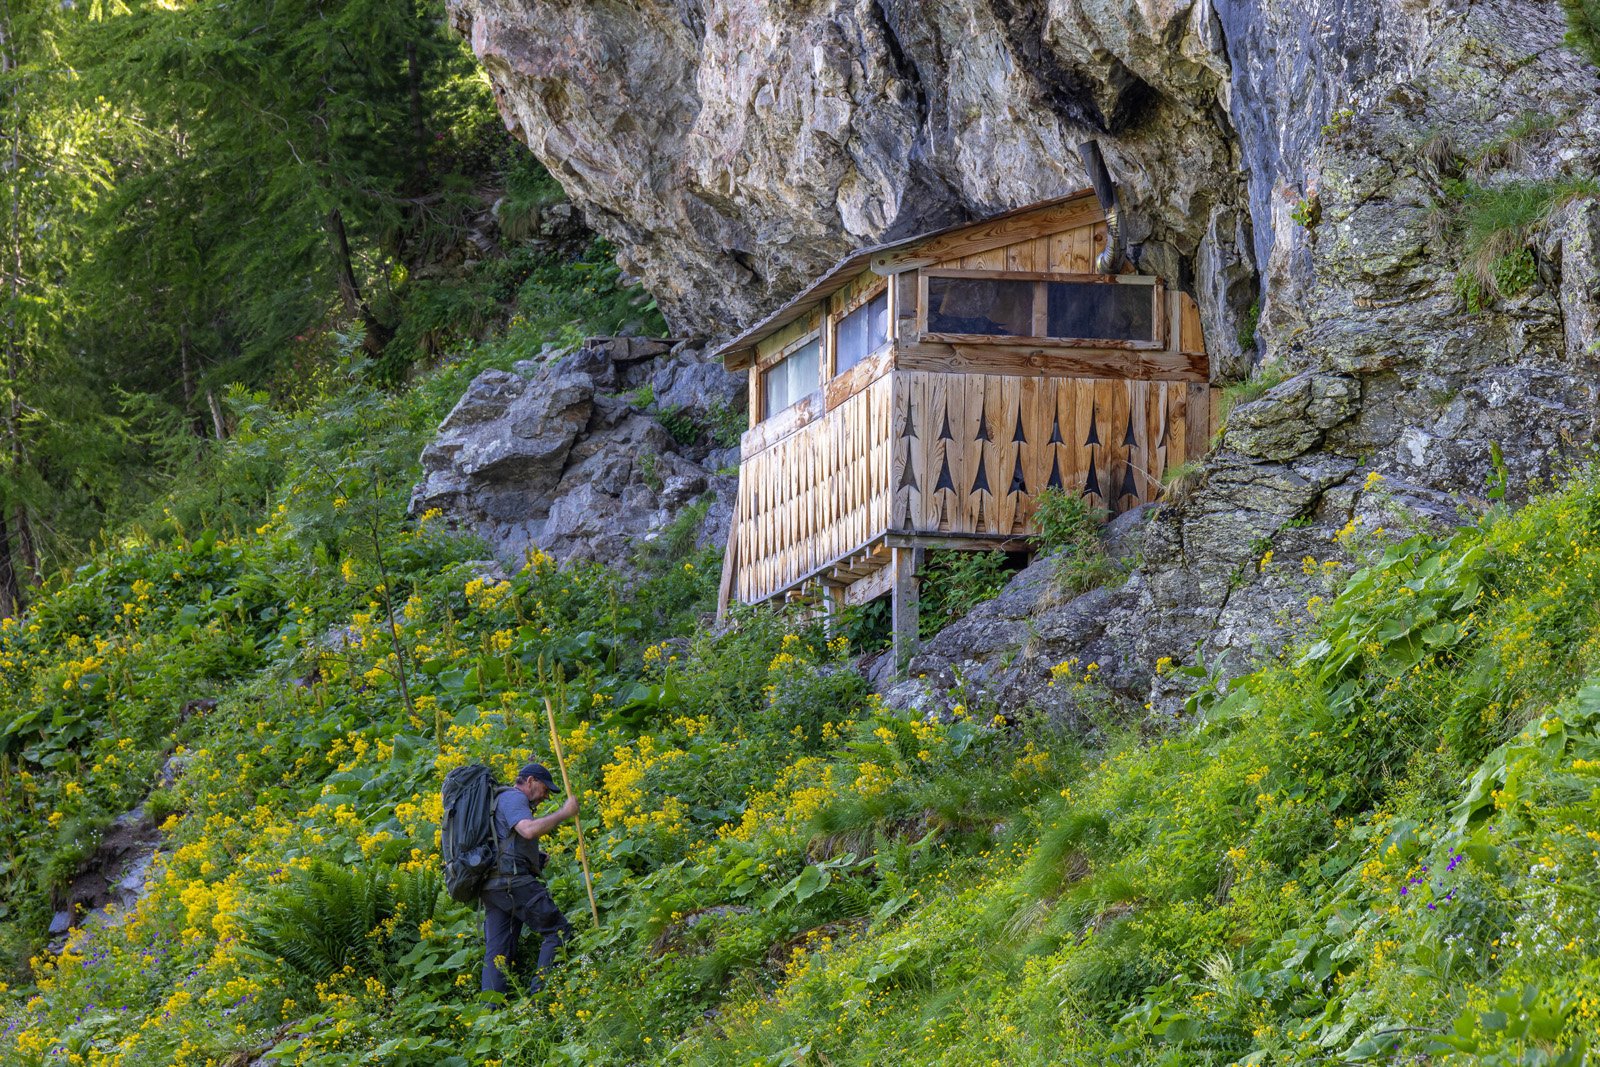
[821,581,845,636]
[891,545,921,679]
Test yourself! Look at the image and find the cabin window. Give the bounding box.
[761,337,820,417]
[924,273,1160,344]
[833,289,889,375]
[1046,280,1156,342]
[927,277,1034,336]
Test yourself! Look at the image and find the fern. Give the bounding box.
[392,866,443,935]
[238,861,396,985]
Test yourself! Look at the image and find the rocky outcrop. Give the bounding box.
[446,0,1600,702]
[411,338,741,568]
[446,0,1600,475]
[447,0,1251,375]
[50,807,163,951]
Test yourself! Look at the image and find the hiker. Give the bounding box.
[480,761,580,995]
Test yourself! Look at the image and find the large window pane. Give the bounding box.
[926,277,1034,336]
[1046,281,1156,341]
[834,290,889,375]
[762,338,820,417]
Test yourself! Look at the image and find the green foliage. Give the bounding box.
[1321,107,1356,138]
[1235,299,1261,353]
[647,398,748,451]
[0,0,667,593]
[1445,176,1600,308]
[10,268,1600,1067]
[493,150,569,243]
[1218,358,1288,424]
[707,400,748,450]
[0,0,126,606]
[1032,489,1117,594]
[655,405,701,447]
[1290,196,1320,229]
[240,862,439,987]
[1493,246,1539,297]
[1562,0,1600,68]
[918,550,1013,639]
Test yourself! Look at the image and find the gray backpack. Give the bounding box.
[440,764,501,903]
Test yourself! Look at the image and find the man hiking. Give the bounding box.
[481,761,580,995]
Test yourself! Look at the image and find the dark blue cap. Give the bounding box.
[517,762,559,792]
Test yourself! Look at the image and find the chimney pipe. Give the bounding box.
[1076,140,1128,274]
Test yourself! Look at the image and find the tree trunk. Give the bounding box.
[12,503,35,587]
[0,6,35,590]
[180,323,210,439]
[406,40,428,193]
[325,206,393,359]
[0,506,18,619]
[206,390,228,441]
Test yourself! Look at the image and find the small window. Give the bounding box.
[923,273,1160,344]
[927,277,1034,336]
[1047,281,1156,342]
[761,338,820,418]
[834,290,888,375]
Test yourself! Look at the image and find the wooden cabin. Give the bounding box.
[713,191,1218,669]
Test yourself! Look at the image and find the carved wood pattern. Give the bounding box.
[728,368,1203,605]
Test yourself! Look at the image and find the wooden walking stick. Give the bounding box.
[543,693,600,926]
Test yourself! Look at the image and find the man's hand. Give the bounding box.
[515,791,581,840]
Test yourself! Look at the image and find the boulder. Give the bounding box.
[411,338,739,570]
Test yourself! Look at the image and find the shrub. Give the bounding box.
[238,862,441,987]
[918,550,1014,639]
[1033,490,1118,594]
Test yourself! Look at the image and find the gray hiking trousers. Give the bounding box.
[480,875,571,995]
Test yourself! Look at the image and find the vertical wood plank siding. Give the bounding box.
[731,374,895,603]
[731,368,1199,603]
[891,371,1189,539]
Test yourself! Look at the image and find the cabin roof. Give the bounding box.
[712,189,1101,371]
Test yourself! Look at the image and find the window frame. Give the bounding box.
[916,269,1166,350]
[755,330,822,421]
[828,282,891,379]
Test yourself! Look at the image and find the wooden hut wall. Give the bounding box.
[928,219,1109,275]
[890,371,1205,538]
[728,195,1219,607]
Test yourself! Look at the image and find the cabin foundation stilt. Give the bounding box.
[891,545,921,678]
[821,581,845,636]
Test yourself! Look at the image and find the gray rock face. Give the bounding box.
[411,338,740,568]
[446,0,1246,360]
[445,0,1600,705]
[51,807,165,951]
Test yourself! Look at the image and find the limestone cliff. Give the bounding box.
[444,0,1600,709]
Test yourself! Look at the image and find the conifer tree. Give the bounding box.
[0,0,119,614]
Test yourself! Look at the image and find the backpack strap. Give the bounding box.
[493,786,519,876]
